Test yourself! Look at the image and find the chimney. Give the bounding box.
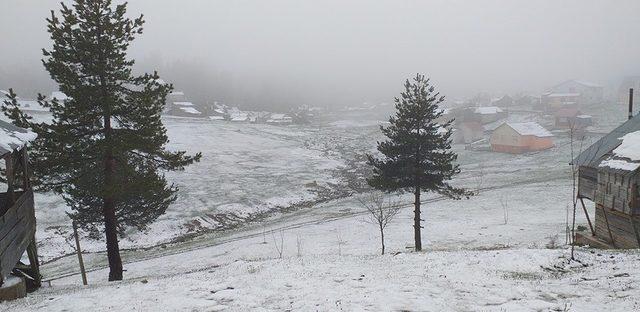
[629,88,634,120]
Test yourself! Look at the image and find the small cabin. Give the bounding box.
[490,122,554,154]
[553,107,582,129]
[473,106,506,124]
[574,114,640,248]
[0,120,40,291]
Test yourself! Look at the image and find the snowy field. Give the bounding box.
[3,110,640,311]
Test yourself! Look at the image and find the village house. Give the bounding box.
[266,113,293,125]
[0,120,40,299]
[491,95,514,109]
[169,101,202,116]
[472,106,506,124]
[490,122,554,154]
[548,80,604,105]
[541,92,580,111]
[573,113,640,248]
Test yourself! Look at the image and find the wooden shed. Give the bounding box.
[553,107,581,129]
[0,120,40,289]
[490,122,555,154]
[574,114,640,248]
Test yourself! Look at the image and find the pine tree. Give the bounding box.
[2,0,201,281]
[367,74,470,252]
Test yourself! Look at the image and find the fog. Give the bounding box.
[2,0,640,110]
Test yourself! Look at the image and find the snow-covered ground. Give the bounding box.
[3,110,640,311]
[33,116,354,260]
[5,181,640,311]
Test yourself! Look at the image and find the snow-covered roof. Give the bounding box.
[19,100,48,112]
[545,92,580,98]
[573,80,602,88]
[505,122,553,138]
[573,114,640,168]
[598,132,640,171]
[179,107,201,115]
[170,91,184,96]
[576,115,592,119]
[611,131,640,161]
[173,101,194,106]
[0,119,37,156]
[230,112,249,122]
[269,113,289,120]
[598,159,640,171]
[50,91,69,101]
[474,106,503,115]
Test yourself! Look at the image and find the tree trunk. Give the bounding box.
[414,186,422,251]
[103,93,123,281]
[104,155,123,281]
[380,225,385,255]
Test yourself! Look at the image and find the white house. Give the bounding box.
[549,80,603,105]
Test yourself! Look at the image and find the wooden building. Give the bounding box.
[553,107,582,129]
[574,114,640,248]
[473,106,506,124]
[490,122,554,154]
[0,120,40,291]
[550,80,604,105]
[541,92,580,112]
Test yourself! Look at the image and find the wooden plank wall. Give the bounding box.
[594,205,640,248]
[578,166,598,200]
[0,191,35,281]
[595,170,636,214]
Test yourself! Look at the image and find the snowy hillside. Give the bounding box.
[3,112,639,311]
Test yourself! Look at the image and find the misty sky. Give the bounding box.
[2,0,640,109]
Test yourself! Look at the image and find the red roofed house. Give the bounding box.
[490,122,555,154]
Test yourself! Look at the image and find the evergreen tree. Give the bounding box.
[367,74,470,251]
[2,0,201,281]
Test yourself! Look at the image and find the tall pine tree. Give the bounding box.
[367,74,470,251]
[2,0,201,281]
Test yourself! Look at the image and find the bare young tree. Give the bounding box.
[358,192,402,255]
[272,229,285,259]
[568,119,586,259]
[499,195,509,225]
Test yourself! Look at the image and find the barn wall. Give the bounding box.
[526,137,554,151]
[594,205,640,248]
[595,169,637,215]
[490,125,521,146]
[578,166,598,200]
[0,191,35,281]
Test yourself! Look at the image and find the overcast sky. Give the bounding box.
[2,0,640,108]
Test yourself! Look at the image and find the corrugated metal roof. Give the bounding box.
[573,114,640,167]
[0,119,37,157]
